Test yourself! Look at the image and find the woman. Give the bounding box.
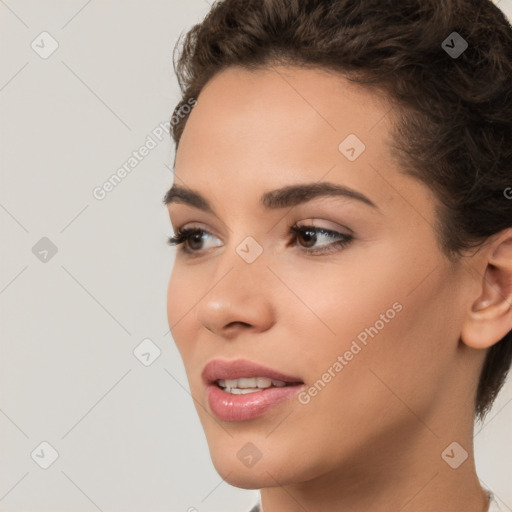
[163,0,512,510]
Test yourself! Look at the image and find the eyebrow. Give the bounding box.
[163,181,379,212]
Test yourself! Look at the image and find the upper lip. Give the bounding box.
[202,358,304,385]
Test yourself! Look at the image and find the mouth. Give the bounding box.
[214,376,302,394]
[202,357,304,387]
[202,358,305,421]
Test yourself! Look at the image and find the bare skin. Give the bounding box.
[165,65,512,512]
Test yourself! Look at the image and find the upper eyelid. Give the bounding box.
[172,220,352,237]
[169,212,232,235]
[172,222,218,237]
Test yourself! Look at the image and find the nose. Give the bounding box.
[195,258,276,339]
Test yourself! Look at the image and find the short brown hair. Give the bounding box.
[169,0,512,420]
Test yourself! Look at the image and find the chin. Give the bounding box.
[206,439,314,490]
[219,471,268,490]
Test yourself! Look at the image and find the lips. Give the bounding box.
[202,358,304,386]
[202,358,305,421]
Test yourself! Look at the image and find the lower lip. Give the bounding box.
[206,383,304,421]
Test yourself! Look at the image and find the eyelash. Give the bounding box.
[166,224,354,257]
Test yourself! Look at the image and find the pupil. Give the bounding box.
[190,232,203,250]
[301,229,316,248]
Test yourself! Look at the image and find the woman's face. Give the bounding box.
[166,65,478,488]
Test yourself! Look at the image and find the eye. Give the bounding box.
[289,224,354,255]
[167,223,354,257]
[167,226,222,255]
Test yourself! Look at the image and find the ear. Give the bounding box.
[461,228,512,349]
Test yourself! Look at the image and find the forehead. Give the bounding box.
[177,65,393,164]
[171,65,423,219]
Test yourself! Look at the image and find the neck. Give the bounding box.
[259,422,488,512]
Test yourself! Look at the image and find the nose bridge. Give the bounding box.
[195,232,275,334]
[213,232,270,298]
[213,211,271,280]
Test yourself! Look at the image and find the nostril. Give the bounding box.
[226,321,251,328]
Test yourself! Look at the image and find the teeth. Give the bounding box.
[257,377,274,388]
[227,388,261,395]
[217,377,289,392]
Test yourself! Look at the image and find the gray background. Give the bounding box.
[0,1,511,511]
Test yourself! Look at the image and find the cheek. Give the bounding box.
[281,243,455,406]
[275,249,404,358]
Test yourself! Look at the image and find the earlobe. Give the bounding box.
[460,229,512,350]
